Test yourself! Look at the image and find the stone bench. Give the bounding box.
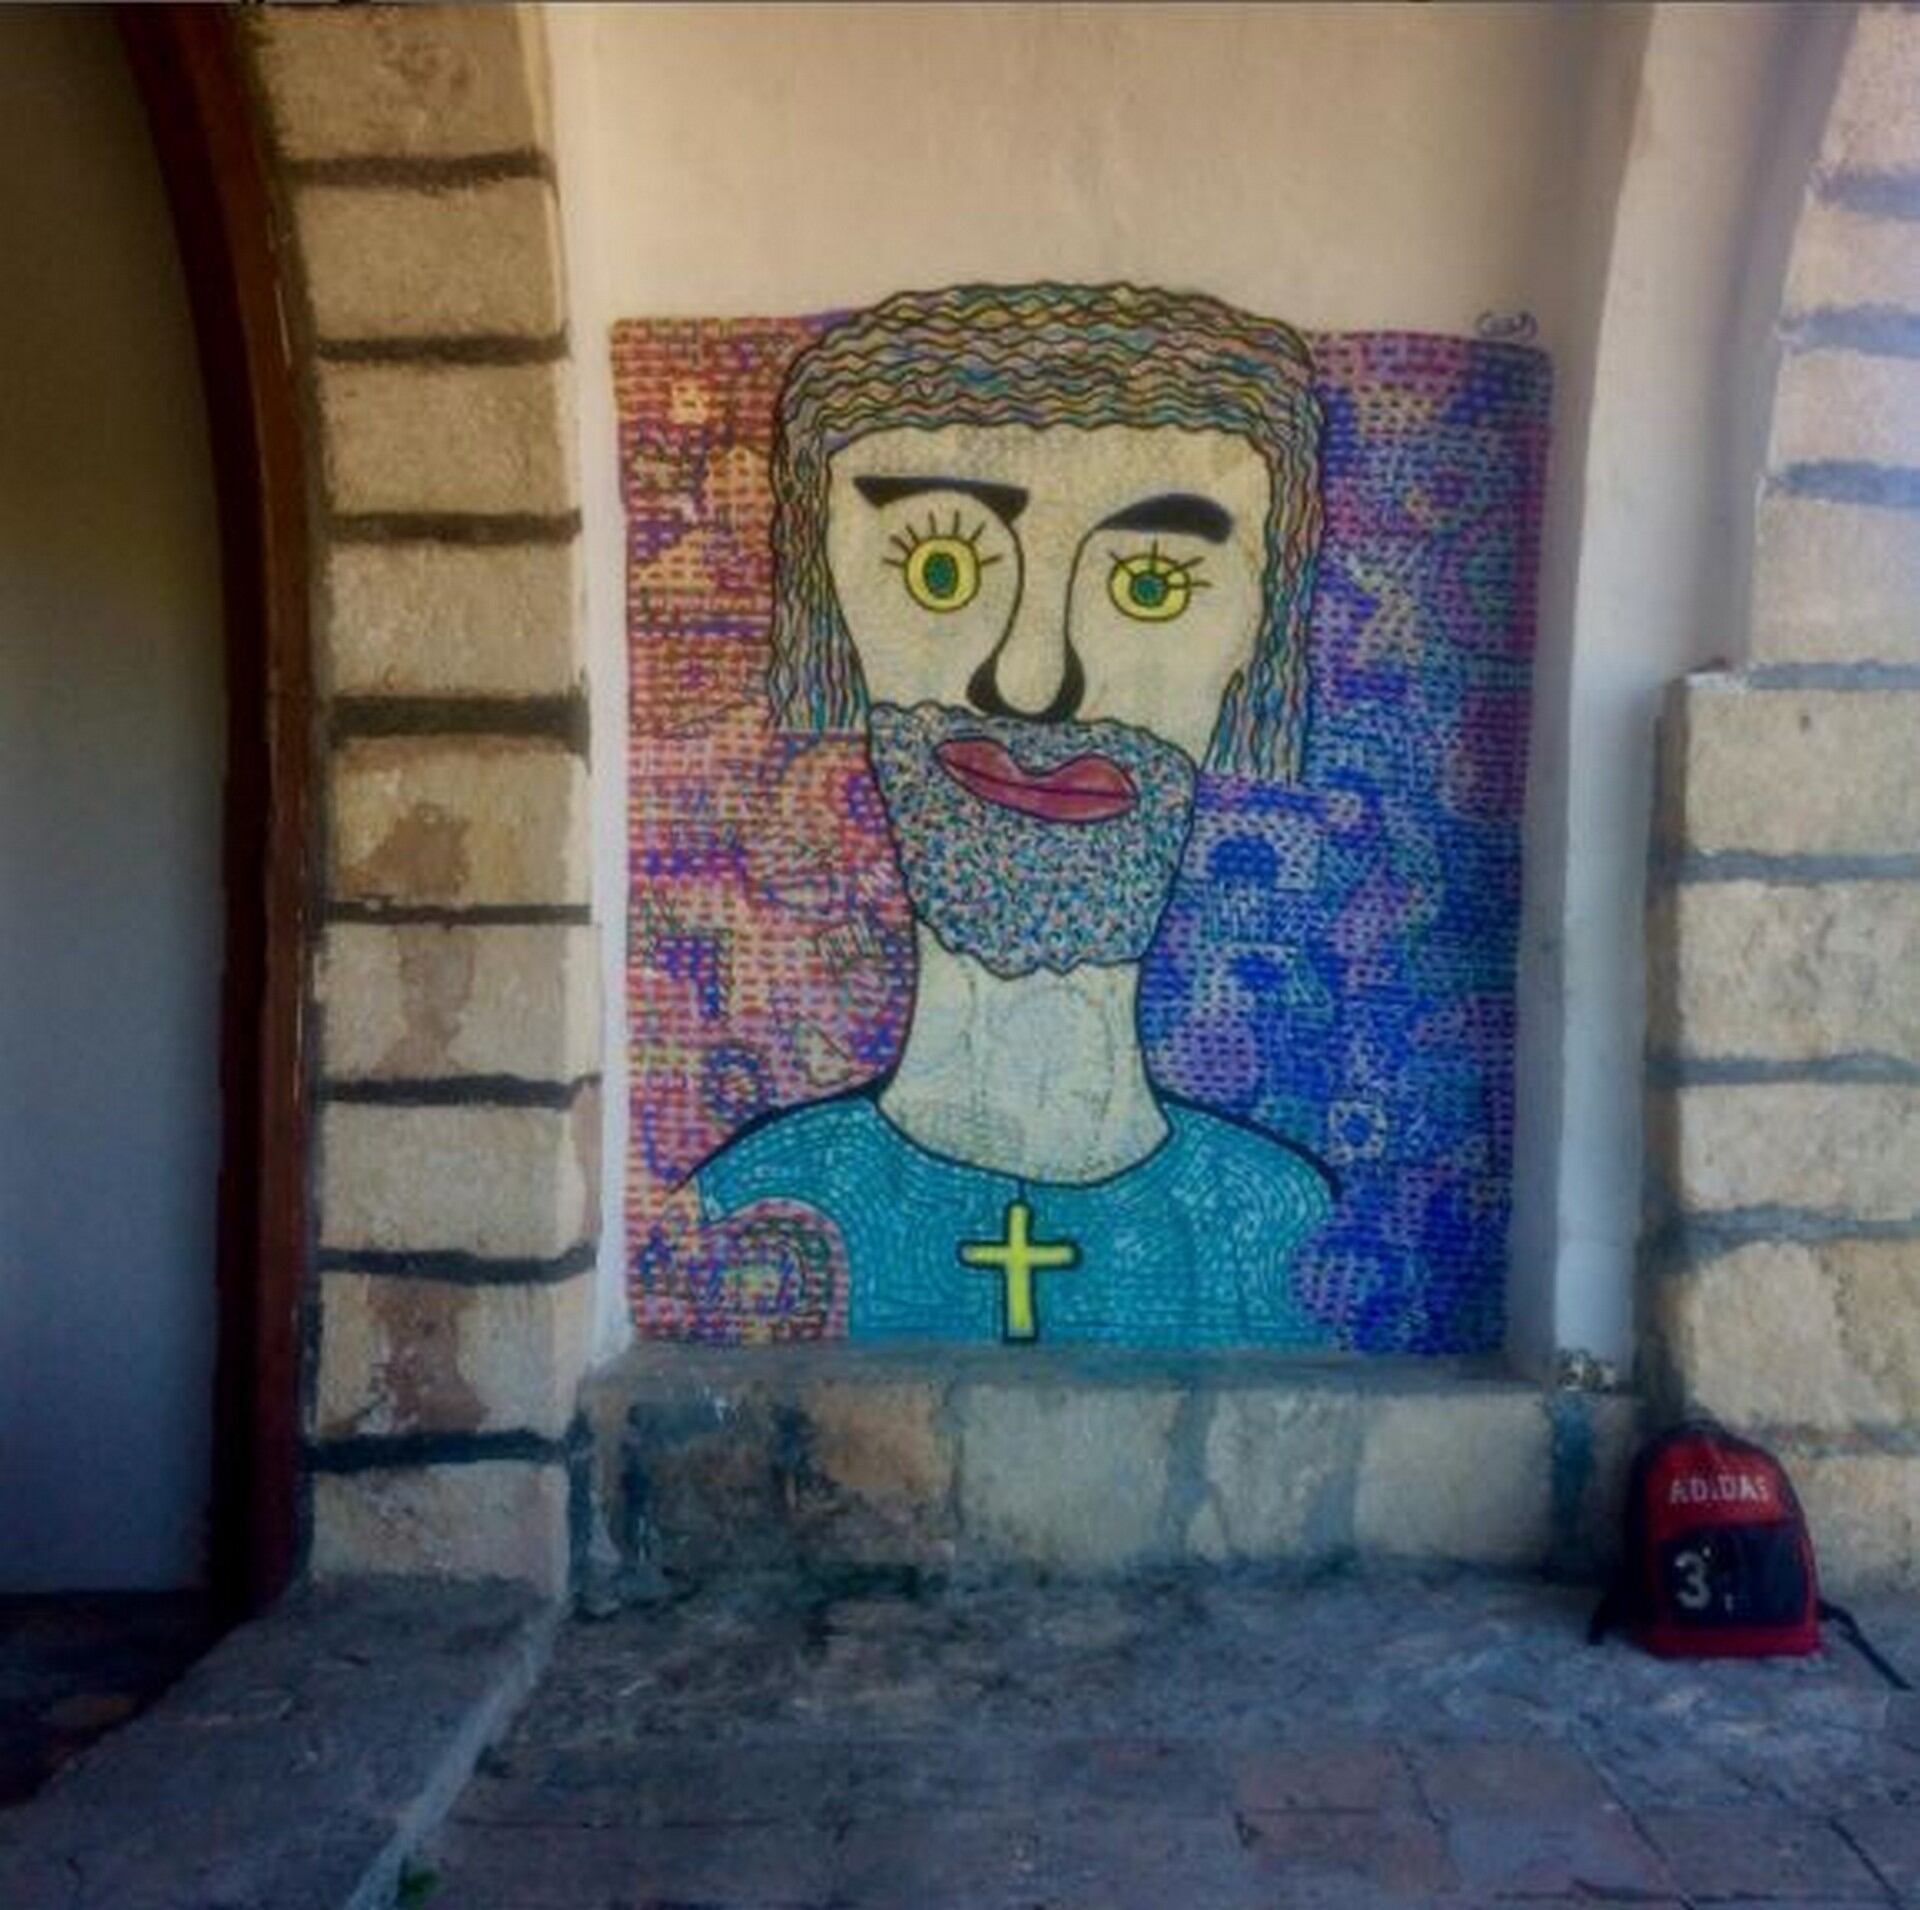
[579,1347,1640,1587]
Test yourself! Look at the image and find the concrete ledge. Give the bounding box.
[582,1346,1639,1587]
[0,1577,557,1910]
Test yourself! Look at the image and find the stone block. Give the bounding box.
[331,736,589,908]
[310,1461,570,1595]
[1659,680,1920,859]
[1751,491,1920,665]
[1655,1081,1920,1219]
[1354,1390,1552,1566]
[608,1371,959,1578]
[248,6,547,163]
[1771,346,1920,472]
[320,1100,594,1260]
[1648,879,1920,1064]
[1187,1388,1361,1563]
[1655,1239,1920,1431]
[319,361,576,517]
[1794,1449,1920,1589]
[1820,5,1920,176]
[297,179,563,342]
[315,1269,592,1439]
[317,921,599,1082]
[955,1384,1180,1573]
[804,1380,956,1532]
[1785,199,1920,323]
[326,541,580,696]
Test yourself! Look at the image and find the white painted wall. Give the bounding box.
[0,9,224,1587]
[1510,2,1852,1373]
[549,1,1839,1373]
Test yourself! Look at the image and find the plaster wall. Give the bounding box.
[0,9,224,1588]
[551,2,1830,1371]
[1512,1,1853,1373]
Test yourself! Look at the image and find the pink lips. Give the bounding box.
[935,737,1138,825]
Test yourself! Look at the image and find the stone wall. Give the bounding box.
[1646,2,1920,1589]
[242,7,596,1595]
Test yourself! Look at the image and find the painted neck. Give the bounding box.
[879,926,1167,1184]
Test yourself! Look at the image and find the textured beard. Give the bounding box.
[866,702,1197,979]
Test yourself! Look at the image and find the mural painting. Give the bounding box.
[619,284,1549,1352]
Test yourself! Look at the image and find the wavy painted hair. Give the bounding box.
[766,282,1323,780]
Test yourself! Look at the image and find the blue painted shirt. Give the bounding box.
[696,1094,1334,1346]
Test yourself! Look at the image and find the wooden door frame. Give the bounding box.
[118,6,312,1622]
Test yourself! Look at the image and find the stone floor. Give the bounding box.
[0,1593,215,1808]
[421,1567,1920,1909]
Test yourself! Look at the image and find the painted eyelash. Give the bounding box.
[882,512,1004,571]
[1107,541,1213,587]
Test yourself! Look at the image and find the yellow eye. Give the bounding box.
[1108,548,1205,623]
[886,514,996,614]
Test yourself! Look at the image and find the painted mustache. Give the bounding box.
[933,736,1138,825]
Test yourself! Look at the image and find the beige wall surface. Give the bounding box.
[565,2,1608,341]
[0,9,224,1587]
[552,1,1836,1371]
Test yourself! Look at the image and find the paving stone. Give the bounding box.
[1839,1804,1920,1901]
[1450,1806,1672,1899]
[1410,1737,1616,1815]
[419,1575,1920,1909]
[1230,1741,1416,1813]
[433,1817,842,1906]
[1237,1808,1456,1904]
[1638,1806,1888,1901]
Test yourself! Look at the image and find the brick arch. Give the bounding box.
[1649,1,1920,1588]
[243,6,597,1595]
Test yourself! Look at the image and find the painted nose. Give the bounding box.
[966,587,1084,724]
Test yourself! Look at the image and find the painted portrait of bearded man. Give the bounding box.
[694,283,1337,1346]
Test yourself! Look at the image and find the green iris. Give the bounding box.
[1129,572,1169,609]
[921,550,961,599]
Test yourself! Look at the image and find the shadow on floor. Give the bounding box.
[0,1592,217,1807]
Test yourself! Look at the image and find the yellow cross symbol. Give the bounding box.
[959,1199,1079,1343]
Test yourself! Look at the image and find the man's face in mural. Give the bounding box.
[826,425,1274,975]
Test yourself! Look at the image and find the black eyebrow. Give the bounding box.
[852,475,1029,524]
[1095,493,1234,542]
